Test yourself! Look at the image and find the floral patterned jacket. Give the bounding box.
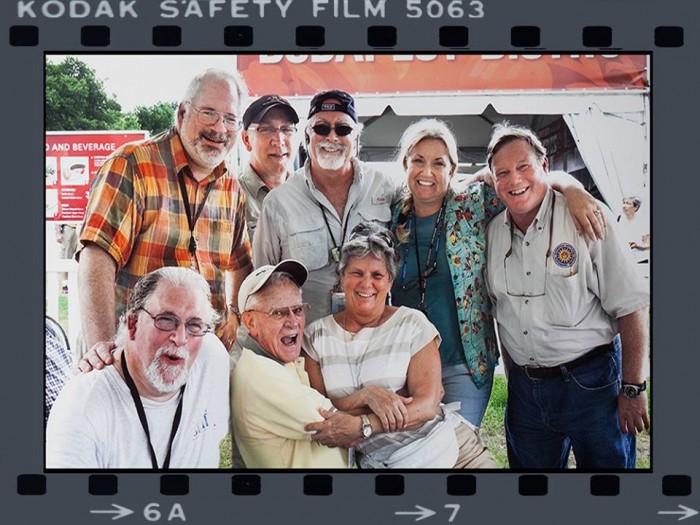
[390,182,504,389]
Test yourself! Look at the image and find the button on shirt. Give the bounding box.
[253,158,404,323]
[485,188,649,367]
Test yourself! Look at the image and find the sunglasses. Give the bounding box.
[311,124,354,137]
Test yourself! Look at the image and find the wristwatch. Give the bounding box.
[360,415,373,439]
[621,381,647,399]
[227,305,241,321]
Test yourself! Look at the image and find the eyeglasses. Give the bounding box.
[185,101,242,131]
[139,307,212,337]
[246,303,311,321]
[310,123,354,137]
[504,197,555,297]
[248,125,297,137]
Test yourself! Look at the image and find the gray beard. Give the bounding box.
[144,345,189,394]
[314,144,348,171]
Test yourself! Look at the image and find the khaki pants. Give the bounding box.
[453,422,497,469]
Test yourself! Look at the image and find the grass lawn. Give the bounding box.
[480,375,651,469]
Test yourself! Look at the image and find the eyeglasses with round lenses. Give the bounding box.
[139,307,212,337]
[247,303,311,321]
[186,101,242,131]
[311,123,354,137]
[248,125,297,137]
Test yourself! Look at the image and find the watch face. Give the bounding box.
[362,426,372,438]
[623,385,639,399]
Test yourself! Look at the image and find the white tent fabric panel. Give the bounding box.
[563,102,649,216]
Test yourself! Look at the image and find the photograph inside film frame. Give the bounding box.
[44,54,650,470]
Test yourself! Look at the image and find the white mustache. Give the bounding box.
[156,344,188,363]
[317,141,345,152]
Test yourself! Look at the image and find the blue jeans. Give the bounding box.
[442,363,493,428]
[505,342,635,469]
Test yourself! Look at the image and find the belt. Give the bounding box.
[518,342,614,379]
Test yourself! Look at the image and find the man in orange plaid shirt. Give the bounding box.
[77,69,252,355]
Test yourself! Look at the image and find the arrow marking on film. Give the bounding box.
[658,505,699,521]
[90,504,134,520]
[395,505,436,522]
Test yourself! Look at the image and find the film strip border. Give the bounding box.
[8,24,685,47]
[16,473,693,497]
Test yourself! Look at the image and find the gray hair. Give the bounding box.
[174,69,249,124]
[115,267,219,346]
[486,122,547,171]
[246,272,302,310]
[338,222,399,281]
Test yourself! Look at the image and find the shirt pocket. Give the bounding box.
[287,222,329,271]
[356,202,392,226]
[545,272,586,327]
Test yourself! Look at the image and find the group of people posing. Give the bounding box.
[46,68,650,470]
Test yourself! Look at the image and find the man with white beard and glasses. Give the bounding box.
[77,69,252,357]
[47,267,230,469]
[253,90,404,324]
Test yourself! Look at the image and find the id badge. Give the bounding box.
[331,292,346,314]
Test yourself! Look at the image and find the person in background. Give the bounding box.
[55,223,78,294]
[239,94,300,242]
[390,118,606,427]
[77,69,252,359]
[45,315,73,426]
[617,196,650,282]
[485,123,649,469]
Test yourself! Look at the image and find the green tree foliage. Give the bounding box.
[46,57,127,131]
[131,101,177,135]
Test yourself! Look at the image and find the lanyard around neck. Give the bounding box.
[177,172,215,256]
[402,199,446,313]
[318,201,355,264]
[121,352,185,470]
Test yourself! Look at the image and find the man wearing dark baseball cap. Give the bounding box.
[253,89,404,324]
[239,94,301,241]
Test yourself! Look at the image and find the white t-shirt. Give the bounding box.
[46,334,230,469]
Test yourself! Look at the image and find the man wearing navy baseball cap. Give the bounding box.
[253,89,404,323]
[239,94,300,241]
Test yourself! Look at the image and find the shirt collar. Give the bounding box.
[239,327,288,366]
[240,162,289,197]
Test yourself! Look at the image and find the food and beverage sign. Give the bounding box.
[45,131,148,222]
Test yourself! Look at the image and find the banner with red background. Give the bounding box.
[239,54,647,97]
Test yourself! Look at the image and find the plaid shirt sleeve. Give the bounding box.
[79,153,142,270]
